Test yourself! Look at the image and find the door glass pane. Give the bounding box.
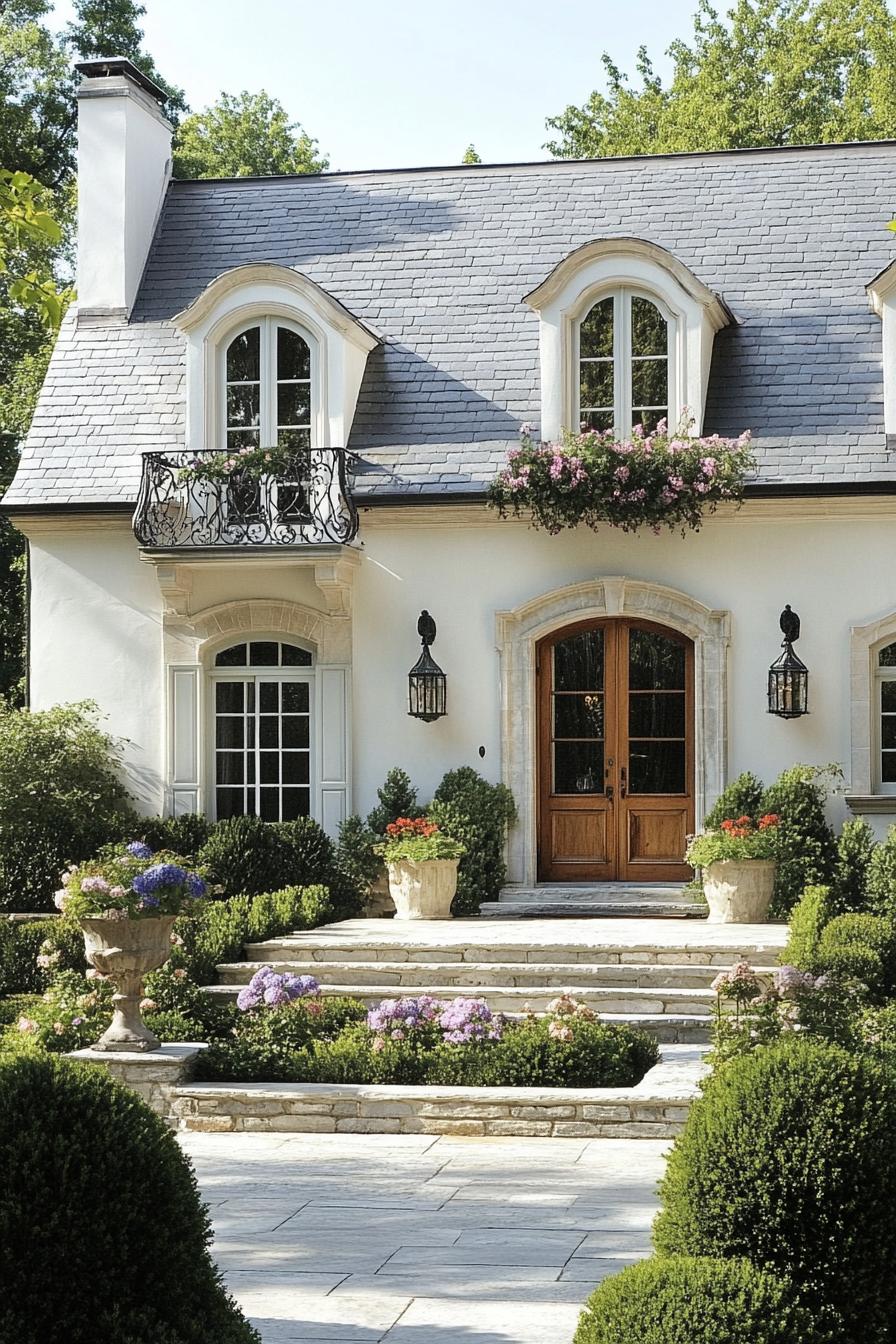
[883,754,896,783]
[216,717,244,749]
[883,718,896,750]
[554,630,603,692]
[215,788,243,819]
[282,683,310,713]
[882,681,896,711]
[631,296,667,356]
[260,752,279,785]
[282,717,310,749]
[259,717,279,749]
[282,788,311,820]
[216,644,247,667]
[880,644,896,667]
[283,753,310,785]
[259,788,280,821]
[215,682,244,714]
[259,682,279,713]
[226,326,260,382]
[554,693,604,739]
[628,629,686,690]
[554,741,604,795]
[629,741,686,794]
[282,644,313,667]
[278,327,311,380]
[629,693,686,738]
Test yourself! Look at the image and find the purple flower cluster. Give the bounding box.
[367,994,443,1041]
[365,995,503,1046]
[236,965,320,1012]
[132,863,206,900]
[127,841,154,859]
[773,965,820,1000]
[438,997,503,1045]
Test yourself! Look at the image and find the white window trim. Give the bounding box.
[208,655,316,823]
[876,652,896,795]
[867,260,896,437]
[848,608,896,806]
[525,238,733,442]
[174,263,381,452]
[574,285,676,436]
[221,315,319,450]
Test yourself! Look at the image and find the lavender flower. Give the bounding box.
[127,841,154,859]
[774,965,817,1000]
[438,997,503,1045]
[80,876,110,894]
[236,965,320,1012]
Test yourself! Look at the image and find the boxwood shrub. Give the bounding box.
[430,766,517,915]
[195,1006,658,1089]
[0,1053,259,1343]
[0,916,84,997]
[170,884,332,985]
[654,1038,896,1343]
[817,913,896,999]
[573,1256,839,1344]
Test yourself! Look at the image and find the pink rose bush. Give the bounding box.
[490,418,753,535]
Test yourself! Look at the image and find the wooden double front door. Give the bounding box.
[537,619,694,883]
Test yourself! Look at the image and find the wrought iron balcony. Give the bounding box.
[133,447,359,548]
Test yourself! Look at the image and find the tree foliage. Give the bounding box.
[173,91,328,179]
[546,0,896,159]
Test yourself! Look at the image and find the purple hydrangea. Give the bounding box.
[366,995,444,1036]
[137,894,161,911]
[236,965,320,1012]
[131,863,188,896]
[438,997,503,1045]
[127,841,154,860]
[774,965,818,999]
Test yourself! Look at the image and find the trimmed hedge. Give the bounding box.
[0,917,84,997]
[832,817,876,915]
[0,1053,258,1344]
[782,885,835,971]
[817,912,896,999]
[867,824,896,921]
[654,1038,896,1343]
[573,1256,838,1344]
[170,885,333,985]
[195,1008,659,1088]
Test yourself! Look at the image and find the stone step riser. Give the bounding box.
[245,942,779,968]
[211,981,715,1017]
[479,902,708,919]
[216,959,733,990]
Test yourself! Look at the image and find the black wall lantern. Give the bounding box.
[768,604,809,719]
[408,610,447,722]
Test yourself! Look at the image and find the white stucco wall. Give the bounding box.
[21,503,896,839]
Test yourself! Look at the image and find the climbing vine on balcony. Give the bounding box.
[489,419,754,536]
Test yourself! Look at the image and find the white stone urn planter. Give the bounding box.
[386,858,459,920]
[703,860,776,924]
[81,915,177,1052]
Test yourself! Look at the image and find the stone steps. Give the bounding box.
[216,958,729,990]
[244,938,779,968]
[208,977,716,1017]
[485,883,708,920]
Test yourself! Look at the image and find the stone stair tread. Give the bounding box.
[478,901,708,919]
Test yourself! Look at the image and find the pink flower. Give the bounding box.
[139,999,158,1013]
[548,1021,573,1042]
[173,968,187,981]
[17,1017,38,1034]
[371,1037,386,1053]
[700,457,718,477]
[53,889,69,912]
[614,465,630,483]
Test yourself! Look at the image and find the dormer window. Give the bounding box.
[579,292,670,435]
[526,238,732,443]
[224,320,313,453]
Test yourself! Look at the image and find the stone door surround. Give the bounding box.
[496,576,730,888]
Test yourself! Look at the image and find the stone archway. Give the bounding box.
[496,576,730,887]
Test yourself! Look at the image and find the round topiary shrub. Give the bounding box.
[818,912,896,998]
[0,1053,259,1344]
[653,1038,896,1343]
[573,1255,838,1344]
[198,814,284,896]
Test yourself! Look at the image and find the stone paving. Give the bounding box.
[184,1129,668,1344]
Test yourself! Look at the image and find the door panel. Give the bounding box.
[537,619,693,882]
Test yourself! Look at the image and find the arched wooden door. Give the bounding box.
[537,619,694,882]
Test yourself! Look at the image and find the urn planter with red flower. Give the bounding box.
[56,840,206,1051]
[686,814,780,924]
[376,818,465,921]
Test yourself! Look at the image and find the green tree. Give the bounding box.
[462,143,482,164]
[65,0,187,121]
[546,0,896,159]
[173,91,328,179]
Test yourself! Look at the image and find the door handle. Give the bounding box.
[620,767,627,799]
[605,785,614,803]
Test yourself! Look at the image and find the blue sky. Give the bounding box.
[50,0,700,170]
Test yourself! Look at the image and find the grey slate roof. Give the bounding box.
[7,141,896,508]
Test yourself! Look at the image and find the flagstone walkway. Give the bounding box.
[184,1129,667,1344]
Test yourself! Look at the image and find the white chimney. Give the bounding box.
[75,58,173,318]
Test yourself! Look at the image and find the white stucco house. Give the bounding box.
[7,57,896,895]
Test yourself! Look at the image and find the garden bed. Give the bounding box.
[172,1044,706,1137]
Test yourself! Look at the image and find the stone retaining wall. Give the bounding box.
[69,1043,204,1122]
[170,1049,706,1139]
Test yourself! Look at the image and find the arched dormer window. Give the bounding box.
[578,291,671,435]
[526,238,733,442]
[224,318,314,453]
[174,263,381,453]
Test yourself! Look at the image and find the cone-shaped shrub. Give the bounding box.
[573,1255,838,1344]
[653,1039,896,1343]
[0,1054,259,1344]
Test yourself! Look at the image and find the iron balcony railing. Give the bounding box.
[133,447,359,548]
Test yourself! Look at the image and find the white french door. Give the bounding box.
[211,670,313,822]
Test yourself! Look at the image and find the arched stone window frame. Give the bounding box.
[496,576,730,887]
[173,263,381,451]
[524,238,734,442]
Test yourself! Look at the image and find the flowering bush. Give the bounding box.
[9,969,113,1053]
[365,994,503,1048]
[377,817,464,863]
[710,959,866,1063]
[544,993,597,1042]
[56,842,207,920]
[236,965,320,1012]
[686,814,780,867]
[178,443,292,485]
[489,419,753,536]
